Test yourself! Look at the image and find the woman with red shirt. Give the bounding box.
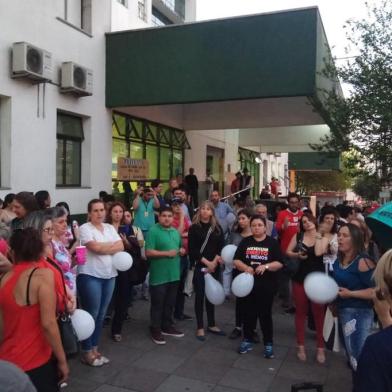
[0,228,69,391]
[23,211,76,314]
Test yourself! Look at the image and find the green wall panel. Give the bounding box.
[288,152,341,171]
[106,8,321,107]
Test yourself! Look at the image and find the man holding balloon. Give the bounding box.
[145,207,186,345]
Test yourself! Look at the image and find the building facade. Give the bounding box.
[0,0,288,214]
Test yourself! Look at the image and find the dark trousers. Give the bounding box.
[111,271,132,335]
[150,281,179,330]
[190,191,198,208]
[193,265,220,329]
[26,360,59,392]
[243,280,276,344]
[174,256,189,318]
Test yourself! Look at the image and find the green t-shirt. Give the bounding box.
[146,223,181,286]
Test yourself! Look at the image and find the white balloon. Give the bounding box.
[71,309,95,341]
[113,251,133,271]
[221,245,237,268]
[231,272,254,297]
[204,273,225,305]
[304,272,339,304]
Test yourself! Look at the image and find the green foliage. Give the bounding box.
[295,170,351,195]
[352,173,382,200]
[314,0,392,185]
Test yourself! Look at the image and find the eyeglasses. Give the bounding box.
[42,228,54,234]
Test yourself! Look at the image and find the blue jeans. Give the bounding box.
[77,274,115,352]
[338,307,373,370]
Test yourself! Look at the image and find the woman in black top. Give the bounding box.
[286,212,325,363]
[188,201,225,341]
[233,215,282,358]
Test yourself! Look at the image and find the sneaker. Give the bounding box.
[264,344,274,359]
[229,327,242,340]
[162,326,184,337]
[238,340,253,354]
[150,328,166,345]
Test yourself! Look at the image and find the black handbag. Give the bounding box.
[57,312,79,356]
[282,232,304,277]
[46,257,79,357]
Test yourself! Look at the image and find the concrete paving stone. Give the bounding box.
[154,375,215,392]
[98,343,146,365]
[267,376,304,392]
[218,367,275,392]
[69,358,122,384]
[174,357,229,384]
[132,350,186,373]
[212,386,248,392]
[66,295,354,392]
[65,376,101,392]
[191,345,239,367]
[233,351,283,374]
[107,366,169,392]
[276,360,328,384]
[94,385,138,392]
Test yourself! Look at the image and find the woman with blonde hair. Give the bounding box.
[355,250,392,391]
[188,200,225,340]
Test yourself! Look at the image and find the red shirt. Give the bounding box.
[172,216,191,254]
[38,257,66,313]
[0,263,52,371]
[275,208,303,253]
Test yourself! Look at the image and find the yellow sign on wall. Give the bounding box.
[117,158,149,180]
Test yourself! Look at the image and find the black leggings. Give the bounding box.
[242,280,276,344]
[26,360,59,392]
[193,265,220,329]
[111,271,132,336]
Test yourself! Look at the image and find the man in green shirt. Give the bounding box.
[146,207,186,345]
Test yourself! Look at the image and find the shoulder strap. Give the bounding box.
[26,267,39,306]
[200,227,213,255]
[45,257,68,311]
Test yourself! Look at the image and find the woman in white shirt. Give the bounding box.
[77,199,123,367]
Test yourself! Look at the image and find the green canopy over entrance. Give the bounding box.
[106,7,341,169]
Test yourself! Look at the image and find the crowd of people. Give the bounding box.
[0,182,391,392]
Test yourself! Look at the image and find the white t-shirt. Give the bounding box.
[78,222,121,279]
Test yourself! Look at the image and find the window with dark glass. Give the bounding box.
[111,113,189,190]
[56,112,84,187]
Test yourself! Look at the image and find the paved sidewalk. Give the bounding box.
[67,296,352,392]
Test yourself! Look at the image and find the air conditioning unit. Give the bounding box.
[60,62,93,96]
[12,42,52,81]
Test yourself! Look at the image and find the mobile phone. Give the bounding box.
[119,225,130,236]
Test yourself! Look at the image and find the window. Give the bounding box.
[138,0,147,22]
[111,113,189,185]
[152,6,174,26]
[61,0,92,35]
[56,112,84,187]
[117,0,128,6]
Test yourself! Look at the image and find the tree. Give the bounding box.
[352,173,382,200]
[314,0,392,186]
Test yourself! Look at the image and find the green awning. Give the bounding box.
[288,152,341,171]
[105,7,339,131]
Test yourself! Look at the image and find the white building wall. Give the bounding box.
[111,0,150,31]
[185,129,239,185]
[0,0,112,213]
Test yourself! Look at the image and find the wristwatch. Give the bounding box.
[265,264,269,270]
